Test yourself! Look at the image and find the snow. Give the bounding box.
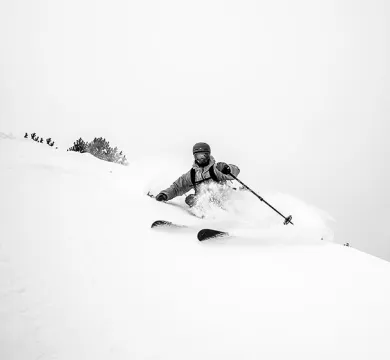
[1,138,390,360]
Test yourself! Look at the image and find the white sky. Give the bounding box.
[0,0,389,259]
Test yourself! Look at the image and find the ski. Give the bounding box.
[151,220,188,229]
[197,228,229,241]
[151,221,229,241]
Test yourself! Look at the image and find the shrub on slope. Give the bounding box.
[67,137,128,166]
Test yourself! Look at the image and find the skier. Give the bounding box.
[155,142,240,207]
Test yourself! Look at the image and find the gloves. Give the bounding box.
[220,163,231,175]
[156,193,168,202]
[222,165,231,175]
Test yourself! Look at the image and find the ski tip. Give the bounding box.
[151,220,172,228]
[197,229,229,241]
[151,220,188,229]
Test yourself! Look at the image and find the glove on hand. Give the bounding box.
[220,163,231,175]
[156,193,168,202]
[222,165,231,175]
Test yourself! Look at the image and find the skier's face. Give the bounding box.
[194,152,210,166]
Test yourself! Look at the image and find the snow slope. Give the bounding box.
[1,138,390,360]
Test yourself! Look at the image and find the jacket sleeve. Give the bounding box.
[215,162,240,181]
[160,171,194,200]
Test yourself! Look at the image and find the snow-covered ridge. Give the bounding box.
[1,138,389,360]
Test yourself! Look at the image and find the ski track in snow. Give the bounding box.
[1,138,390,360]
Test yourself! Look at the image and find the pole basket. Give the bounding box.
[284,215,293,226]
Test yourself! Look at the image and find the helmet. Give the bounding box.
[193,142,211,154]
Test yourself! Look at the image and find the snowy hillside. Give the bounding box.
[1,138,390,360]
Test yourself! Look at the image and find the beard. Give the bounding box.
[195,153,210,167]
[196,158,210,167]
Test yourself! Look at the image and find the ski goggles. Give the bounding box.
[194,152,210,161]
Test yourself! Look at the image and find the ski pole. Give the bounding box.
[229,173,294,225]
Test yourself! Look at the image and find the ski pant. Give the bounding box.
[185,194,197,207]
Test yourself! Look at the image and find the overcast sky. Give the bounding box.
[1,0,389,259]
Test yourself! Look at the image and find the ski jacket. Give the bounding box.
[161,156,240,201]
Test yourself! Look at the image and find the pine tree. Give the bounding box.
[87,137,111,160]
[24,133,28,138]
[40,138,43,143]
[68,136,128,166]
[67,138,88,153]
